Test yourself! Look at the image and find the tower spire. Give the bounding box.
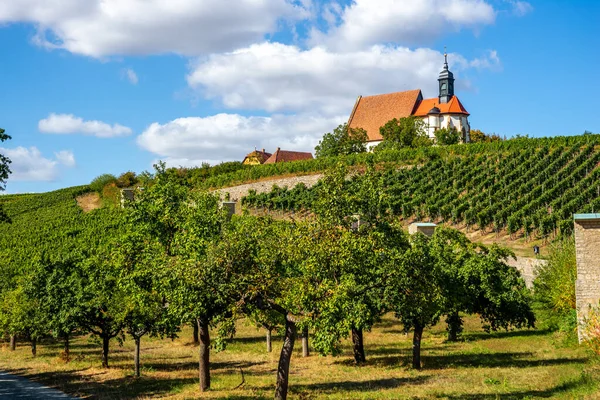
[444,46,448,69]
[438,46,454,104]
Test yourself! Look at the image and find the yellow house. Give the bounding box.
[242,149,272,165]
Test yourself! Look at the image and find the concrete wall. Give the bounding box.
[574,216,600,342]
[505,256,547,289]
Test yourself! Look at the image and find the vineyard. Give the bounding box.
[242,135,600,241]
[0,135,599,399]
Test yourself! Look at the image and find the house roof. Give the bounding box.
[243,149,272,164]
[347,89,423,142]
[413,96,469,117]
[264,148,313,164]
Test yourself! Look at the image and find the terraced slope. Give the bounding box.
[243,136,600,241]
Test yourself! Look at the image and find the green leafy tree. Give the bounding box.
[312,162,410,363]
[113,226,180,377]
[27,255,84,360]
[0,128,11,223]
[315,123,368,158]
[386,232,445,369]
[470,129,502,143]
[376,116,432,150]
[116,171,139,188]
[130,163,229,391]
[434,126,461,145]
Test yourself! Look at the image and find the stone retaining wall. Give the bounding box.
[505,256,547,289]
[215,174,323,202]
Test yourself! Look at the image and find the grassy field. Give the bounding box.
[0,315,598,399]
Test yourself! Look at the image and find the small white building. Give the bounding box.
[348,52,470,147]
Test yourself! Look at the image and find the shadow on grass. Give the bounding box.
[421,351,586,370]
[146,360,265,372]
[333,351,586,370]
[291,375,430,394]
[435,374,594,399]
[462,328,552,341]
[2,367,196,400]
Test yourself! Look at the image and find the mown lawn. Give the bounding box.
[0,314,598,399]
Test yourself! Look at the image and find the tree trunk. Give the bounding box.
[275,317,297,400]
[266,329,272,353]
[101,335,110,368]
[351,326,366,364]
[63,334,70,361]
[9,335,16,351]
[134,336,141,378]
[31,338,37,357]
[301,327,309,357]
[198,318,210,392]
[412,324,424,370]
[192,321,199,345]
[446,311,463,342]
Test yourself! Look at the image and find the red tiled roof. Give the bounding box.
[413,96,470,117]
[264,148,313,164]
[347,89,422,142]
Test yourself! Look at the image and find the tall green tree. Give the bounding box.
[130,163,229,391]
[315,123,368,158]
[0,128,11,223]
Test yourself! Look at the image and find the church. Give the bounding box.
[347,53,470,148]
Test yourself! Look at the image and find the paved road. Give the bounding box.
[0,371,74,399]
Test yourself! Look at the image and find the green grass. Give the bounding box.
[0,315,598,399]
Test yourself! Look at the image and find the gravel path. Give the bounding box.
[0,371,74,399]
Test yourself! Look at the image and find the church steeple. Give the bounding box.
[438,49,455,104]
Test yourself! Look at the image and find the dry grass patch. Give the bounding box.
[76,193,103,213]
[0,315,598,399]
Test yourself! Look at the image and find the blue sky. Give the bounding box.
[0,0,598,193]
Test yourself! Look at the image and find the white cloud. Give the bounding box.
[54,150,76,167]
[506,1,533,17]
[38,113,132,138]
[188,42,500,116]
[0,147,75,181]
[309,0,496,50]
[0,0,309,57]
[122,68,138,85]
[137,113,343,166]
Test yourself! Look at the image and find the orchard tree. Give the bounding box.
[27,255,84,360]
[315,123,368,158]
[312,162,410,363]
[130,165,229,391]
[113,227,179,378]
[386,232,445,369]
[429,227,534,341]
[375,116,432,150]
[72,208,128,368]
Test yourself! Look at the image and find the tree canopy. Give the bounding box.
[315,123,368,158]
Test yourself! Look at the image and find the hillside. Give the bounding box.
[241,135,600,252]
[2,134,599,260]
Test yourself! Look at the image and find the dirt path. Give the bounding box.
[0,371,75,399]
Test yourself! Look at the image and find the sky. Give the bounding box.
[0,0,598,193]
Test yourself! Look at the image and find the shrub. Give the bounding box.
[533,238,577,331]
[116,171,138,188]
[90,174,117,193]
[583,305,600,356]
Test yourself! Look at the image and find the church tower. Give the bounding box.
[438,51,455,104]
